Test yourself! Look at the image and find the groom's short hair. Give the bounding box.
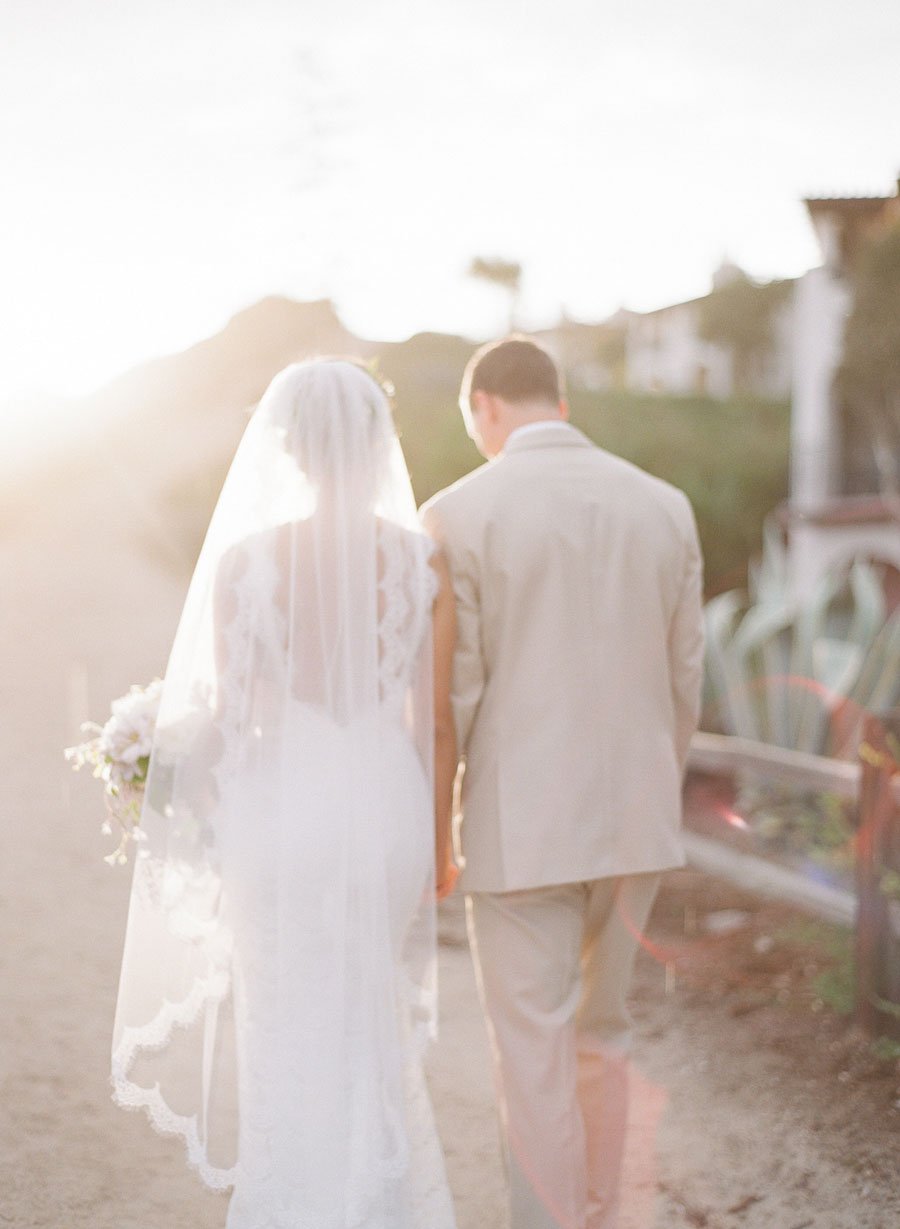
[461,336,561,409]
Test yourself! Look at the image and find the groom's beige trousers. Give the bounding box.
[467,872,660,1229]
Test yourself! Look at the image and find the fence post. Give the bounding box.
[855,713,900,1040]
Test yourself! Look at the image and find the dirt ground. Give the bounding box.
[623,871,899,1229]
[2,449,899,1229]
[433,868,900,1229]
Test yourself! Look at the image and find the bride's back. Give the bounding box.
[214,514,435,724]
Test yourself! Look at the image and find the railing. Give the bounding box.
[689,730,863,797]
[686,720,900,1040]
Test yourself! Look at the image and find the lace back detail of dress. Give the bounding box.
[377,525,437,717]
[213,543,283,788]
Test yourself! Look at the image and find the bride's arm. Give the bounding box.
[430,548,459,899]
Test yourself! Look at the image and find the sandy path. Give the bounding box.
[2,455,898,1229]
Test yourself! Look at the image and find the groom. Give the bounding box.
[421,337,704,1229]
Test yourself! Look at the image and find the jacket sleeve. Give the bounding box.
[668,500,705,776]
[420,500,485,756]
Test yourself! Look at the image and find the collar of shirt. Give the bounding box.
[504,420,570,449]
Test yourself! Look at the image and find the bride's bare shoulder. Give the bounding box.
[226,521,313,557]
[215,525,288,580]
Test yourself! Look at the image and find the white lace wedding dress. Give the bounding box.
[217,524,455,1229]
[111,361,457,1229]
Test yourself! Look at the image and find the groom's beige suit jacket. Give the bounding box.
[421,423,704,894]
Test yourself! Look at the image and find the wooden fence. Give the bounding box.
[687,721,900,1040]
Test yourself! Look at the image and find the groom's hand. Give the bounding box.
[435,860,459,901]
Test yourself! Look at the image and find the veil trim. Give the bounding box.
[111,970,236,1191]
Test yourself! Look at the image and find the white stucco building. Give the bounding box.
[532,312,630,392]
[624,262,794,401]
[786,185,900,606]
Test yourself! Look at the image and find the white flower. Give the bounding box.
[101,719,153,765]
[98,680,163,771]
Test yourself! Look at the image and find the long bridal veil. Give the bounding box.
[111,361,439,1218]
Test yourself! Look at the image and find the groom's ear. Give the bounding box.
[559,398,570,421]
[465,388,491,437]
[461,388,486,441]
[471,389,501,424]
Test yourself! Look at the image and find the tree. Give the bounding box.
[468,256,522,330]
[836,223,900,497]
[698,274,792,395]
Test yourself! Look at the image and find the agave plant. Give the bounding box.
[704,520,900,759]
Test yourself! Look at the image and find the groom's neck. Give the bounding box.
[486,399,568,458]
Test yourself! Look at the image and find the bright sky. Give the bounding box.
[2,0,899,411]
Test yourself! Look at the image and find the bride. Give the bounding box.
[111,360,459,1228]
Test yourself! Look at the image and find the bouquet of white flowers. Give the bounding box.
[65,679,164,864]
